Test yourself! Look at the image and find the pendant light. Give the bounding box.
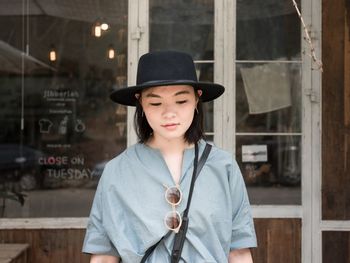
[49,45,57,61]
[93,22,102,37]
[108,45,115,59]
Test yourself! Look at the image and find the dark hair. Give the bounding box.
[134,91,204,144]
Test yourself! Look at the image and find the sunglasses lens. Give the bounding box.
[165,186,182,205]
[165,211,181,230]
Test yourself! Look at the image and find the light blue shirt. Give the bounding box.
[83,139,257,262]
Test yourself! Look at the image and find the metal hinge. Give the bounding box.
[305,88,319,103]
[131,26,145,40]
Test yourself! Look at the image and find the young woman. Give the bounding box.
[83,51,257,263]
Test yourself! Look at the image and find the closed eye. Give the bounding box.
[150,103,161,106]
[176,100,187,104]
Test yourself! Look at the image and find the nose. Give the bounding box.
[162,104,176,119]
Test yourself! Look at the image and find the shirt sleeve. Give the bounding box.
[229,159,257,250]
[82,164,120,257]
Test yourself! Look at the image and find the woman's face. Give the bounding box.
[139,85,201,143]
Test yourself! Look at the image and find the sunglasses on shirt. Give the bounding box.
[164,185,183,233]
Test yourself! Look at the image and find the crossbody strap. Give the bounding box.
[141,142,212,263]
[171,142,212,263]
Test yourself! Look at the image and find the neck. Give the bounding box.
[146,135,194,154]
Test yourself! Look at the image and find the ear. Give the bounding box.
[196,89,203,103]
[135,93,140,100]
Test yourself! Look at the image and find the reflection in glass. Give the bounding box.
[236,63,301,133]
[236,135,301,205]
[236,0,301,60]
[195,63,214,133]
[0,0,128,217]
[150,0,214,60]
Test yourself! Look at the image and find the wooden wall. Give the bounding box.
[0,219,301,263]
[0,229,90,263]
[252,219,301,263]
[323,232,350,263]
[322,0,350,220]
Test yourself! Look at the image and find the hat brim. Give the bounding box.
[110,80,225,106]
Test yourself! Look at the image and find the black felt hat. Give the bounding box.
[110,50,225,106]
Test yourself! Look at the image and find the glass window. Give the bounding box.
[236,0,301,61]
[150,0,214,139]
[236,135,301,204]
[235,0,302,204]
[236,63,302,133]
[149,0,214,60]
[0,0,128,217]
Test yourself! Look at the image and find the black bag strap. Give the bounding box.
[140,142,211,262]
[140,142,212,263]
[140,231,172,263]
[171,142,211,263]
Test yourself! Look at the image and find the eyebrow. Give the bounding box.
[145,90,191,98]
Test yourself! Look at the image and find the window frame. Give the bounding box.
[216,0,332,263]
[3,4,350,263]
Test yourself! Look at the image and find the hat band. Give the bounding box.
[139,79,197,86]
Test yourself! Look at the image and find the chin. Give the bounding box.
[159,132,186,142]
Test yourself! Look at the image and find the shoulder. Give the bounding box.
[204,142,241,177]
[104,143,142,166]
[99,143,145,179]
[207,143,235,165]
[209,144,232,159]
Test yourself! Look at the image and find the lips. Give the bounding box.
[162,123,179,127]
[162,123,179,129]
